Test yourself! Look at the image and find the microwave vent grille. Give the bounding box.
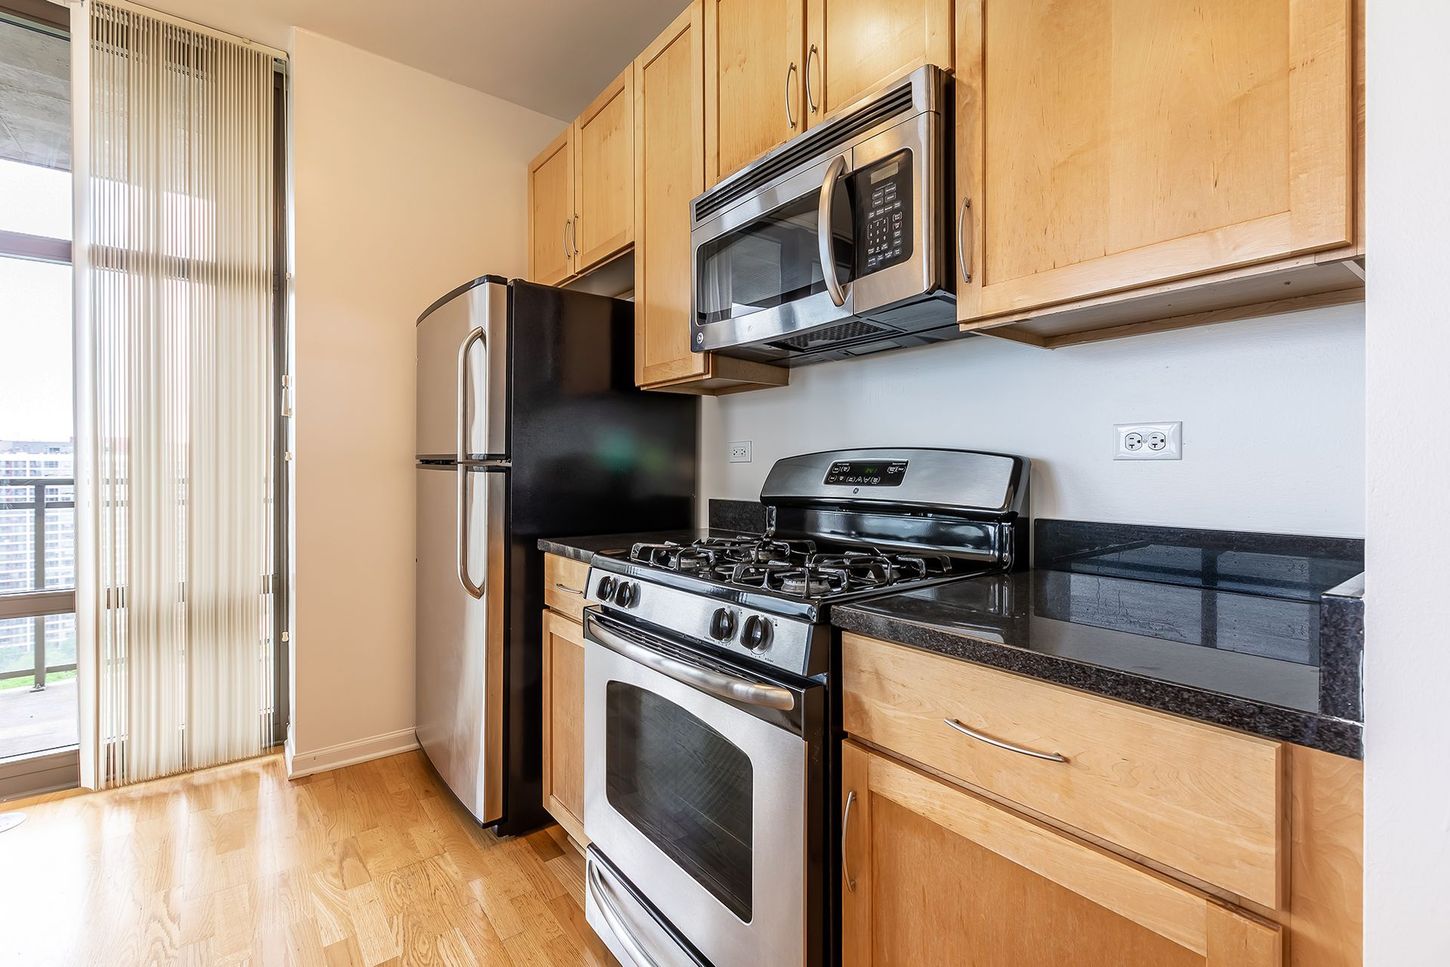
[768,319,894,353]
[694,83,917,223]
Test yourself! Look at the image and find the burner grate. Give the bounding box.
[626,537,957,600]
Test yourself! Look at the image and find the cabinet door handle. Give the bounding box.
[805,45,820,115]
[944,717,1068,763]
[572,215,580,256]
[957,196,973,284]
[841,789,859,893]
[561,218,571,264]
[553,582,584,596]
[785,61,798,129]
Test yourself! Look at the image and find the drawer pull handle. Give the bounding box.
[841,790,858,893]
[944,717,1068,763]
[553,582,584,596]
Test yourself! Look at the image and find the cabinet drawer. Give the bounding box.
[842,633,1283,906]
[544,554,590,622]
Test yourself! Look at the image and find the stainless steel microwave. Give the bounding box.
[690,65,957,365]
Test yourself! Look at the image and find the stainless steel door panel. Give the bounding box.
[416,280,510,460]
[415,465,507,823]
[587,850,703,967]
[584,615,808,967]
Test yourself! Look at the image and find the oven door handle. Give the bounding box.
[817,154,851,308]
[586,613,797,712]
[588,860,664,967]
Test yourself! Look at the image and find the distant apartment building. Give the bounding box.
[0,440,75,677]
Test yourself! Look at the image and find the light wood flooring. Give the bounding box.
[0,750,618,966]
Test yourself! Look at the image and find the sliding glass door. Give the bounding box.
[0,2,78,796]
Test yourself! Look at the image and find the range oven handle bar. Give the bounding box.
[586,613,797,712]
[588,861,664,967]
[817,154,851,308]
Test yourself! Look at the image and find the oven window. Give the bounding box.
[695,185,853,327]
[605,681,754,922]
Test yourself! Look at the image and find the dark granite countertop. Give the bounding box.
[833,562,1364,758]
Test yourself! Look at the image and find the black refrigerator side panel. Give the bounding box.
[497,280,698,836]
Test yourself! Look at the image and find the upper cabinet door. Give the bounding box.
[527,128,574,286]
[573,67,635,271]
[956,0,1354,323]
[704,0,806,185]
[803,0,950,125]
[635,2,710,387]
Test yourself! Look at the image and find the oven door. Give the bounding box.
[583,608,821,967]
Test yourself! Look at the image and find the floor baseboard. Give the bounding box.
[284,727,419,779]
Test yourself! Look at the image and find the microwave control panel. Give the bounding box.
[855,151,914,276]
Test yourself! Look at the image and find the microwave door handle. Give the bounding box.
[818,154,850,308]
[586,613,796,711]
[456,326,486,462]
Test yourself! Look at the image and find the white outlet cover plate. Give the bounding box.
[1114,422,1182,460]
[728,440,753,463]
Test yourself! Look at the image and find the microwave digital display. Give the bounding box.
[824,460,908,487]
[854,151,914,276]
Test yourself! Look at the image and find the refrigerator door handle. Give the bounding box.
[457,325,487,462]
[456,467,485,599]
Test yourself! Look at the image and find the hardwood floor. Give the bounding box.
[0,751,618,966]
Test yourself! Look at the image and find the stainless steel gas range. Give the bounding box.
[580,448,1031,967]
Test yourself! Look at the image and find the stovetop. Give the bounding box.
[590,532,989,624]
[629,534,958,597]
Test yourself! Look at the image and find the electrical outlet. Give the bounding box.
[1115,422,1182,460]
[728,441,753,464]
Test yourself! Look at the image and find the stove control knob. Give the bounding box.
[709,608,738,641]
[613,581,639,608]
[742,615,772,652]
[597,575,617,602]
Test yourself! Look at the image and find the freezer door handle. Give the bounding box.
[457,325,487,462]
[456,467,485,599]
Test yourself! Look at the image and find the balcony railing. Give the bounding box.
[0,476,76,690]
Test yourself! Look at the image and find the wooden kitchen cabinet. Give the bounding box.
[704,0,950,183]
[839,741,1283,967]
[635,2,790,394]
[527,127,574,285]
[527,68,634,286]
[803,0,950,124]
[955,0,1362,344]
[574,67,635,270]
[542,603,587,846]
[703,0,805,185]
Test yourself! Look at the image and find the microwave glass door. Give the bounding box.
[696,186,853,329]
[605,681,754,921]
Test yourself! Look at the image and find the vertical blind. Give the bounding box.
[85,0,277,785]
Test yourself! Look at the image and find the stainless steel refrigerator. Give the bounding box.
[415,276,696,833]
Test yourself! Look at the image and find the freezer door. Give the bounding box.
[415,463,507,823]
[416,278,510,461]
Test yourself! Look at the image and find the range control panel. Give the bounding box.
[855,151,914,276]
[824,460,908,487]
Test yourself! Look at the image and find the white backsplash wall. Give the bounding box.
[700,303,1365,537]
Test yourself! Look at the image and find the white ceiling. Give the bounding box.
[140,0,683,121]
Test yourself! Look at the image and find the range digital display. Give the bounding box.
[824,460,908,487]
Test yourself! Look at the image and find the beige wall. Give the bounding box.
[288,29,561,765]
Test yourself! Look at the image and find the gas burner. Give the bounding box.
[629,536,817,575]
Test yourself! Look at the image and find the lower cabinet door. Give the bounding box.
[839,741,1282,967]
[542,610,587,845]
